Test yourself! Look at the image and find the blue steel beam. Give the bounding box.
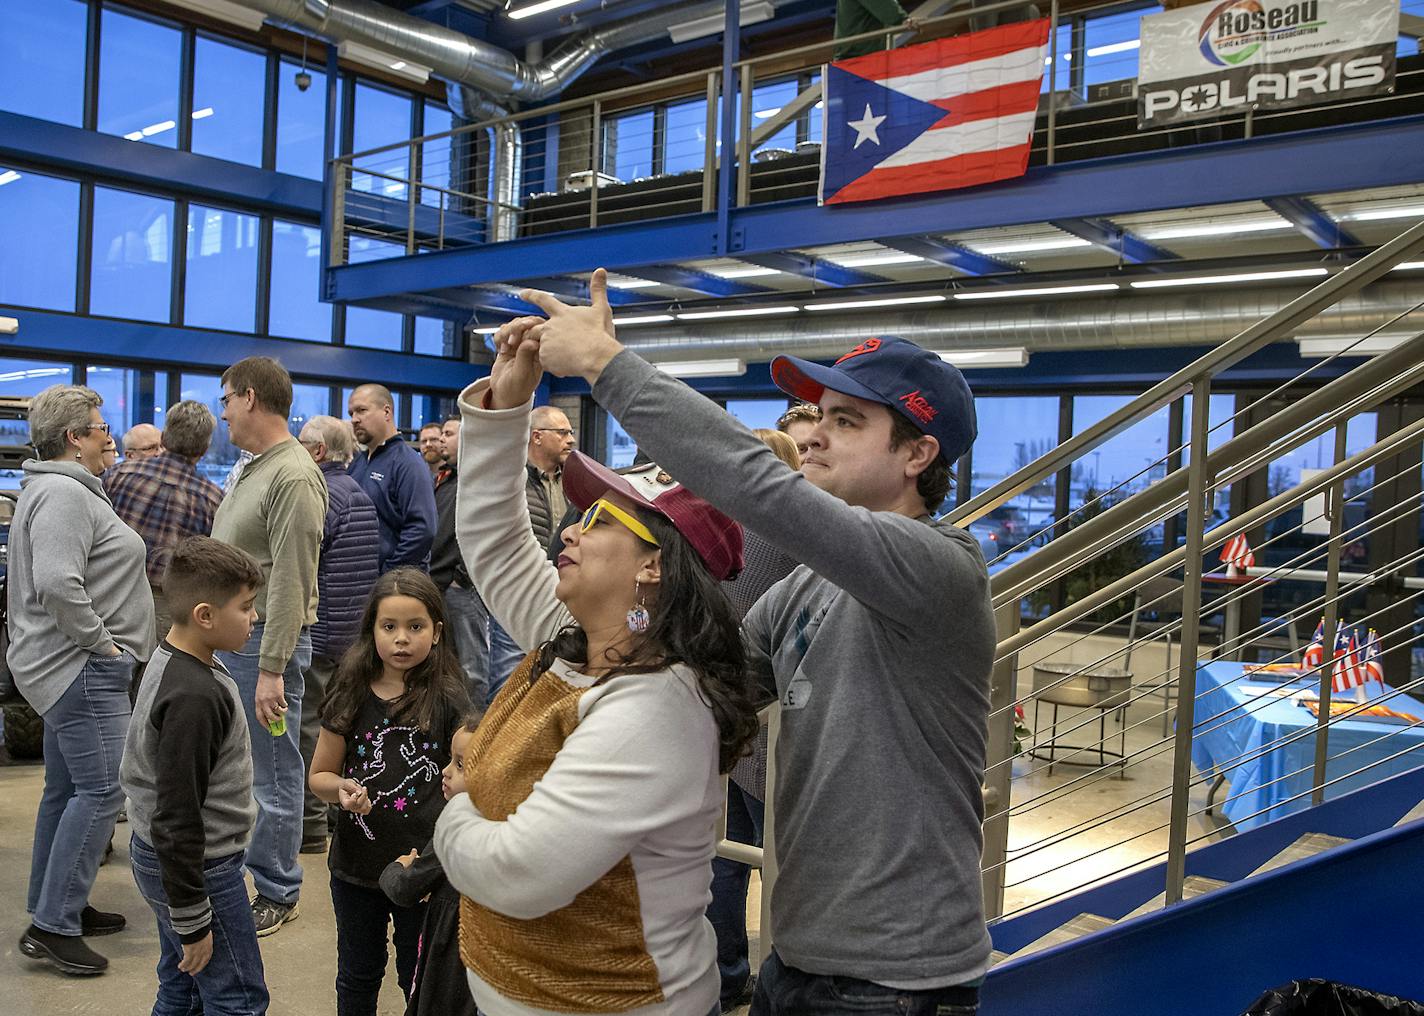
[0,307,481,390]
[737,252,887,288]
[1051,217,1178,264]
[519,277,641,306]
[631,265,771,297]
[0,111,322,219]
[1264,196,1363,249]
[327,116,1424,305]
[878,236,1020,276]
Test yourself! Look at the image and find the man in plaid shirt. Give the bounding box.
[105,400,225,641]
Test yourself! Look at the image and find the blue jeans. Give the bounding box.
[130,835,269,1016]
[217,623,311,905]
[486,616,526,706]
[751,951,979,1016]
[27,651,133,935]
[708,780,766,1006]
[444,584,490,708]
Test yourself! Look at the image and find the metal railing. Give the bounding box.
[951,218,1424,922]
[326,0,1424,263]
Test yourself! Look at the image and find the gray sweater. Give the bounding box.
[6,460,155,715]
[595,351,995,988]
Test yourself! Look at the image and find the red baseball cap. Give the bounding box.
[561,452,744,581]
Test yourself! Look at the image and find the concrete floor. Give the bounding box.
[0,759,761,1015]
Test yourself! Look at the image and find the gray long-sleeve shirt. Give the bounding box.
[6,460,155,715]
[594,350,995,988]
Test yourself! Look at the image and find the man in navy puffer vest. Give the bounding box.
[296,415,380,853]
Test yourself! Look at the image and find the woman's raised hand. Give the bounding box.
[487,316,546,410]
[520,269,624,384]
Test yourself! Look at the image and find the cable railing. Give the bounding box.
[967,221,1424,926]
[326,0,1424,263]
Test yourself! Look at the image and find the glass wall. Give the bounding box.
[0,169,80,312]
[269,220,331,341]
[90,187,175,322]
[414,317,454,357]
[970,396,1060,560]
[97,7,182,148]
[346,307,404,351]
[0,359,73,461]
[289,383,331,437]
[725,398,789,432]
[663,98,708,175]
[0,0,88,127]
[191,36,266,166]
[185,205,260,331]
[603,110,655,182]
[352,83,413,199]
[180,372,238,482]
[1082,7,1154,88]
[421,103,454,208]
[276,59,331,179]
[88,365,164,440]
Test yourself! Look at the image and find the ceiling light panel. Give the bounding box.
[1129,267,1329,289]
[674,306,800,321]
[953,283,1120,300]
[804,295,947,310]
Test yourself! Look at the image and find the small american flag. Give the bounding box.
[1363,629,1385,684]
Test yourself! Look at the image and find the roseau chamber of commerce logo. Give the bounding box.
[1198,0,1323,66]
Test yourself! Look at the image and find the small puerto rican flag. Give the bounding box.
[1301,618,1325,671]
[819,20,1051,205]
[1220,532,1255,576]
[1363,629,1385,684]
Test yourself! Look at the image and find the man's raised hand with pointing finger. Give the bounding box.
[518,268,625,384]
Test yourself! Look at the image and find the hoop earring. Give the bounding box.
[626,580,650,633]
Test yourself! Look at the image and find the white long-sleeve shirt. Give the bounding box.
[434,379,721,1016]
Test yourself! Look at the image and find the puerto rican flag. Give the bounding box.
[819,20,1050,205]
[1301,618,1325,671]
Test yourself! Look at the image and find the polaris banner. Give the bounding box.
[1137,0,1398,127]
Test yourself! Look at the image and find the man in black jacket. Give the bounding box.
[432,416,490,706]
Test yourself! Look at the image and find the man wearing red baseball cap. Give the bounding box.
[516,270,995,1014]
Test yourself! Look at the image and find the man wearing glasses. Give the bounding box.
[483,405,577,702]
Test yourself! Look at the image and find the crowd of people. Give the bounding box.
[8,273,997,1016]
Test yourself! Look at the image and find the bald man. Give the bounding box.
[121,423,163,461]
[347,384,437,572]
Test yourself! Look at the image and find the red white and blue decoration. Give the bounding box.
[1331,628,1369,696]
[819,20,1051,205]
[1302,618,1325,670]
[1220,532,1255,577]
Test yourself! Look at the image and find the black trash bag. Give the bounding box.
[1244,979,1424,1016]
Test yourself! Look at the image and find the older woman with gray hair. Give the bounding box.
[10,384,154,977]
[296,415,379,852]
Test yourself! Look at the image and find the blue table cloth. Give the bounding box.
[1190,661,1424,830]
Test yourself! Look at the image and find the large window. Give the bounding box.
[725,398,789,432]
[346,307,404,351]
[1041,22,1073,94]
[191,36,267,166]
[663,98,709,176]
[744,79,799,154]
[88,365,165,438]
[414,317,454,357]
[603,110,654,182]
[352,83,413,199]
[1072,396,1172,500]
[185,205,260,332]
[421,103,454,208]
[269,220,331,341]
[289,383,331,437]
[97,8,182,148]
[0,169,80,312]
[90,187,174,323]
[1083,7,1154,88]
[180,372,239,482]
[0,359,73,456]
[409,394,448,430]
[970,396,1060,567]
[276,59,331,179]
[1,0,88,127]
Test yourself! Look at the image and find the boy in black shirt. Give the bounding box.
[120,537,269,1014]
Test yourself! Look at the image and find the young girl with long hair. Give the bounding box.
[310,568,472,1016]
[433,326,760,1016]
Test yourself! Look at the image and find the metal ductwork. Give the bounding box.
[451,88,523,243]
[230,0,776,102]
[616,281,1424,363]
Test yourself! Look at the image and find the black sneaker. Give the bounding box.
[251,895,299,937]
[299,836,328,854]
[18,926,108,976]
[721,974,756,1013]
[80,906,126,936]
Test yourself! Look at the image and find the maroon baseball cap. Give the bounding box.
[561,452,744,581]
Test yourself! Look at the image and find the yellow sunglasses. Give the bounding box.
[580,498,659,546]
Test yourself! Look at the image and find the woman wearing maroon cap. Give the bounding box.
[433,324,759,1016]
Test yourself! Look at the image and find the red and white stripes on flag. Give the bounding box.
[1363,629,1384,683]
[1220,533,1255,571]
[1301,618,1325,670]
[820,21,1050,204]
[1332,631,1369,695]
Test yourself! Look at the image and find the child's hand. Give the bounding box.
[338,779,371,815]
[178,931,213,974]
[396,848,419,869]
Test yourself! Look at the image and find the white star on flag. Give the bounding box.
[847,103,887,149]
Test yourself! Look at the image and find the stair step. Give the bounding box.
[1249,833,1351,878]
[1394,798,1424,828]
[1121,875,1229,921]
[990,949,1011,966]
[1010,912,1115,959]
